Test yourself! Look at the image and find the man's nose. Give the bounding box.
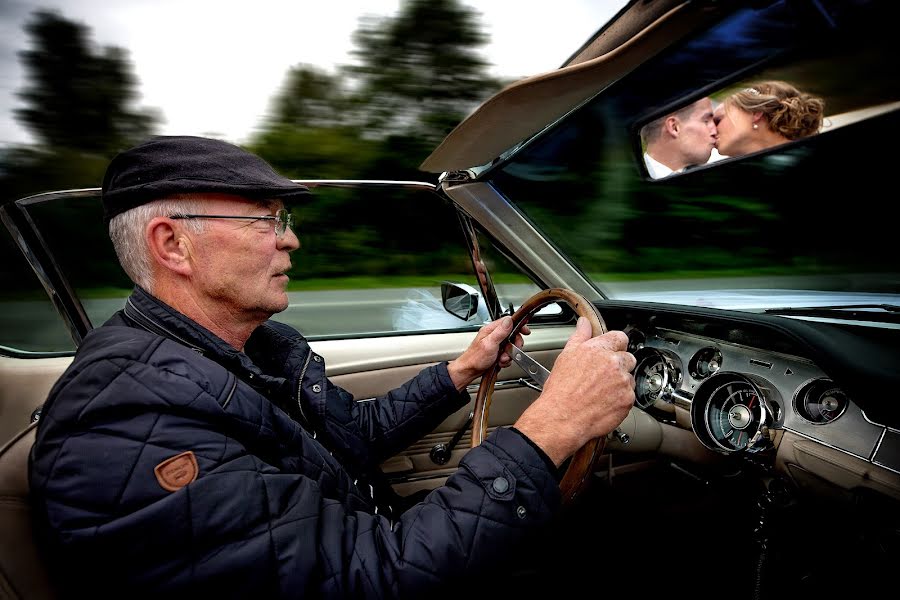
[278,227,301,251]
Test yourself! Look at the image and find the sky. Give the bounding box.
[0,0,626,147]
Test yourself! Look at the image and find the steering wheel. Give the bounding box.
[470,288,608,504]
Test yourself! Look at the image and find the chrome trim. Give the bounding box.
[292,180,438,192]
[13,181,439,205]
[457,213,502,319]
[14,187,104,206]
[670,389,693,410]
[510,348,550,387]
[872,428,888,462]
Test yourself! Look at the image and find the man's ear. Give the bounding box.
[147,217,193,277]
[664,115,680,137]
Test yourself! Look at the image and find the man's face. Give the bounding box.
[713,102,754,157]
[183,194,299,323]
[676,98,718,166]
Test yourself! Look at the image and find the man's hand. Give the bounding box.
[513,317,636,466]
[447,316,530,391]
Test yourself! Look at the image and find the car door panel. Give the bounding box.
[0,356,72,446]
[316,326,572,492]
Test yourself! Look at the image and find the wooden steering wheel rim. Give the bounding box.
[470,288,608,504]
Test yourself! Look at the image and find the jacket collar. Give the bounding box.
[121,287,309,397]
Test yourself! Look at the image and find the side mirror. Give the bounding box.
[441,282,480,321]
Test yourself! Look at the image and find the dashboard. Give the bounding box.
[632,326,886,462]
[596,301,900,501]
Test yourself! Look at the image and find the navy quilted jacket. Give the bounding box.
[29,288,561,598]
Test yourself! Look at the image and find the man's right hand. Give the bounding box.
[513,317,636,467]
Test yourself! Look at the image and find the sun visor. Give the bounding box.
[419,1,722,174]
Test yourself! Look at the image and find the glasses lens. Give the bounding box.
[275,209,291,237]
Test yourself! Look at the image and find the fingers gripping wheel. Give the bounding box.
[470,288,608,504]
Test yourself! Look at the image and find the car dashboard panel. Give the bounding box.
[597,301,900,500]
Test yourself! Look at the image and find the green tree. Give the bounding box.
[267,65,348,130]
[346,0,501,149]
[15,10,158,155]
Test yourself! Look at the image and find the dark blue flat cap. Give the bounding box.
[101,135,311,224]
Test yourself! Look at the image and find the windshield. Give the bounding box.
[486,0,900,314]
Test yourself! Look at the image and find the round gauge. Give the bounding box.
[690,373,776,454]
[794,379,849,425]
[633,348,682,409]
[689,347,723,380]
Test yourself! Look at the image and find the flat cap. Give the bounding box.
[101,135,311,223]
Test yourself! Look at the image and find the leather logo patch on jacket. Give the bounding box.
[154,451,199,491]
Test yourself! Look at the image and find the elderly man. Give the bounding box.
[29,136,636,598]
[640,97,719,178]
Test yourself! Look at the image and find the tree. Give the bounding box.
[15,10,158,155]
[267,65,348,130]
[346,0,501,149]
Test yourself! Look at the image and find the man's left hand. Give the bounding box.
[447,316,530,391]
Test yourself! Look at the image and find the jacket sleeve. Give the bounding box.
[31,349,561,598]
[309,359,471,471]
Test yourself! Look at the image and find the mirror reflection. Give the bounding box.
[639,65,900,182]
[640,97,718,178]
[713,81,824,159]
[641,81,826,179]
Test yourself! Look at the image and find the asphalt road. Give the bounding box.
[4,273,893,353]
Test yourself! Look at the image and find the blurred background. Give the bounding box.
[0,0,623,194]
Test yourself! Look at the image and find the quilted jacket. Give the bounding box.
[29,287,562,598]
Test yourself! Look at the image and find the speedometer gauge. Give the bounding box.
[705,381,764,451]
[690,373,780,454]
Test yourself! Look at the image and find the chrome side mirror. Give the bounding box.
[441,281,480,321]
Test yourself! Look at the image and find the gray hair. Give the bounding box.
[108,196,207,292]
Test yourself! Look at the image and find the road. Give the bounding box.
[4,273,893,352]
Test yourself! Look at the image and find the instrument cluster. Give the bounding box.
[628,326,884,462]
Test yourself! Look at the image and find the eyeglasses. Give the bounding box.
[169,208,294,237]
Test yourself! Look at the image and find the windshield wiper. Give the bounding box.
[764,304,900,323]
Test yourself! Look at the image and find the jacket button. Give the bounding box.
[313,355,321,362]
[517,506,527,519]
[491,477,509,493]
[312,384,322,393]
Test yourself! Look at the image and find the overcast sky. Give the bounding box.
[0,0,626,146]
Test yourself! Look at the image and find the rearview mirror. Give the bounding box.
[637,53,900,180]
